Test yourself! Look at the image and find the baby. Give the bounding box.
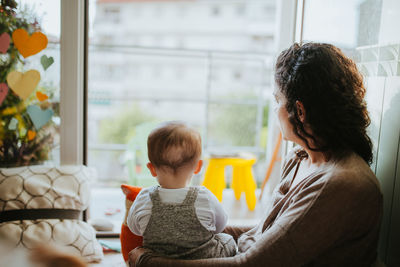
[127,121,237,259]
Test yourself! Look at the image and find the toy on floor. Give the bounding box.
[120,184,143,262]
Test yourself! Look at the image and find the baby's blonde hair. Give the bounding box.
[147,121,201,172]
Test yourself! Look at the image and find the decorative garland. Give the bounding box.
[0,0,57,167]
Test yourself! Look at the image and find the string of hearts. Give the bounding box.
[1,28,55,138]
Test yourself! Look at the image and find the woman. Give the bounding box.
[129,43,383,267]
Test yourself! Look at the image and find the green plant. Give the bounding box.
[98,104,154,144]
[209,98,269,148]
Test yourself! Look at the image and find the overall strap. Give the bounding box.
[149,186,162,205]
[182,187,199,205]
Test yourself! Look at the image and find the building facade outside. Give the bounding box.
[88,0,277,184]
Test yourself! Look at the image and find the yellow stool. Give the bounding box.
[202,157,257,211]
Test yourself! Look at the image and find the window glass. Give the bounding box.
[0,0,60,167]
[87,0,277,229]
[88,0,277,184]
[302,0,400,171]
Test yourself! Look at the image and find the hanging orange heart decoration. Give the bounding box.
[12,28,48,58]
[36,91,49,102]
[27,130,36,141]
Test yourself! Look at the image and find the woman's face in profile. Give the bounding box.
[273,89,296,142]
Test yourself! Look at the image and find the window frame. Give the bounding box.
[59,0,300,166]
[60,0,87,165]
[58,0,299,235]
[266,0,300,162]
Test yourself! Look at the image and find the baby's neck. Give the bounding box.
[157,171,192,189]
[158,178,189,189]
[159,183,187,189]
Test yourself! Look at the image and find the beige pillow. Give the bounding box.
[0,165,103,262]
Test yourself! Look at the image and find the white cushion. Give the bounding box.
[0,165,103,262]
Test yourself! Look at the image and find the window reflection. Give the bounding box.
[301,0,400,173]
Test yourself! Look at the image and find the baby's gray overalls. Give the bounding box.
[142,186,237,259]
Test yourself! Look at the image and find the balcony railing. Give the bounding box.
[87,45,274,183]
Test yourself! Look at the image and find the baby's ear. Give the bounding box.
[146,162,157,177]
[194,159,203,174]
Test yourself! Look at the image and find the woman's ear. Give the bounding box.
[146,162,157,177]
[296,100,306,123]
[194,160,203,174]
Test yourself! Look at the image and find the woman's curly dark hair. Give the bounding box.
[275,42,373,164]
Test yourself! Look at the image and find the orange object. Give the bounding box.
[36,91,49,102]
[120,184,143,262]
[27,130,36,141]
[259,132,282,199]
[12,29,48,58]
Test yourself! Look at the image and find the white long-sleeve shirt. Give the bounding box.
[127,186,228,236]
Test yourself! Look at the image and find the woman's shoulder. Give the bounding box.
[322,153,382,199]
[291,154,382,223]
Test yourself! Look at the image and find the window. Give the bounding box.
[152,66,163,79]
[233,70,242,81]
[236,4,246,16]
[175,66,185,80]
[211,6,221,16]
[99,34,113,44]
[88,4,275,180]
[0,0,61,166]
[177,6,186,17]
[87,0,278,230]
[154,6,164,17]
[301,0,399,172]
[133,7,141,17]
[154,36,164,47]
[176,37,185,48]
[103,6,120,23]
[300,2,400,263]
[264,5,275,20]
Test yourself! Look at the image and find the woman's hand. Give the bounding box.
[128,247,153,267]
